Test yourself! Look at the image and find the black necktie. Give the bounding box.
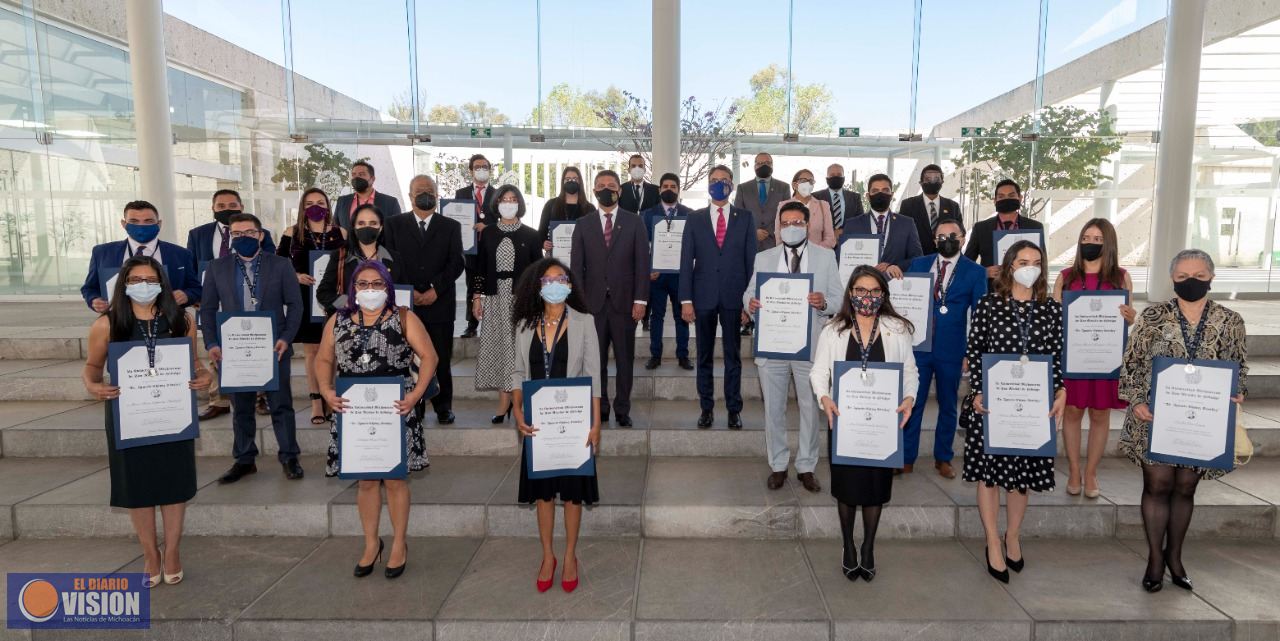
[790,247,801,274]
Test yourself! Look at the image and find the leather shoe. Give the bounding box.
[437,411,455,425]
[255,395,271,416]
[217,462,256,484]
[460,325,478,339]
[282,459,304,480]
[766,471,787,490]
[727,412,743,430]
[616,415,633,428]
[678,357,694,371]
[903,463,914,474]
[198,405,230,421]
[644,357,661,370]
[935,460,956,479]
[697,411,713,429]
[797,472,821,493]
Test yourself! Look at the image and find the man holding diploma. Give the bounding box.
[642,173,695,371]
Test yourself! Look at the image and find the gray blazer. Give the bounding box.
[510,308,602,397]
[744,243,844,365]
[733,177,792,251]
[199,252,303,349]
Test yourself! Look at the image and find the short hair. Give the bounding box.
[779,200,810,222]
[628,154,644,164]
[123,200,159,218]
[596,169,621,185]
[709,164,733,180]
[492,184,527,218]
[994,178,1022,197]
[227,212,262,229]
[351,160,375,178]
[754,152,772,162]
[468,154,489,170]
[409,174,436,192]
[933,217,966,236]
[211,189,241,205]
[791,168,814,183]
[920,164,943,179]
[659,172,680,187]
[866,173,893,191]
[1170,248,1215,276]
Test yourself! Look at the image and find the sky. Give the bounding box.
[163,0,1167,135]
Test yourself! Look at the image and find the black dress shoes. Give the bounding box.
[678,357,694,371]
[766,471,787,490]
[727,412,743,430]
[460,325,478,339]
[437,410,456,425]
[198,405,230,421]
[697,411,714,429]
[217,462,256,484]
[797,472,821,493]
[616,415,633,428]
[644,357,661,370]
[385,543,407,579]
[283,458,304,480]
[354,539,383,578]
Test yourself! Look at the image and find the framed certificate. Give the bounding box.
[99,266,120,304]
[550,222,575,268]
[888,272,935,353]
[831,361,904,468]
[309,250,332,321]
[216,311,279,393]
[394,284,414,309]
[336,376,408,479]
[522,376,595,479]
[838,234,880,288]
[440,199,478,255]
[981,354,1056,456]
[107,337,199,449]
[993,229,1045,266]
[753,272,813,361]
[650,216,686,274]
[1062,289,1129,379]
[1146,357,1239,471]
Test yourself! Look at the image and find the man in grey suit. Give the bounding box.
[734,152,791,252]
[570,169,650,427]
[746,202,843,492]
[812,163,864,237]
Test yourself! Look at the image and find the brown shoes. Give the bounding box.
[198,405,230,421]
[797,472,821,493]
[935,461,956,479]
[894,463,915,476]
[767,471,787,490]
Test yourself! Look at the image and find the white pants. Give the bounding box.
[759,359,821,474]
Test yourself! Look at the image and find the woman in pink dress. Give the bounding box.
[1053,218,1137,497]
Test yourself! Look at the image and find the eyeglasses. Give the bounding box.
[354,280,386,290]
[229,230,259,239]
[125,277,161,285]
[540,275,570,286]
[934,233,962,242]
[779,219,807,228]
[852,287,884,298]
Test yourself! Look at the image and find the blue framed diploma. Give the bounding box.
[309,250,331,321]
[440,199,478,255]
[215,311,279,393]
[522,376,596,479]
[336,376,407,479]
[107,337,199,449]
[650,215,687,274]
[837,233,881,287]
[830,361,904,468]
[1062,289,1129,379]
[981,353,1056,457]
[98,266,121,304]
[549,221,576,268]
[992,229,1045,265]
[888,271,935,353]
[1146,357,1239,471]
[753,272,814,361]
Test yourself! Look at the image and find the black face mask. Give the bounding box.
[868,193,892,213]
[994,198,1021,214]
[351,177,371,193]
[755,165,772,179]
[826,176,845,191]
[414,193,436,211]
[595,189,617,207]
[921,181,942,196]
[562,180,581,195]
[214,209,239,226]
[1173,277,1211,302]
[937,238,962,258]
[1079,243,1104,261]
[660,189,679,205]
[354,227,381,245]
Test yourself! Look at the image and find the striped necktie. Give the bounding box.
[831,192,844,230]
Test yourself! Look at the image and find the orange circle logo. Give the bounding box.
[18,579,59,622]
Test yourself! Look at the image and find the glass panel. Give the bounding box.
[681,0,788,138]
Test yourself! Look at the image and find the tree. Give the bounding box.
[527,83,630,128]
[387,95,511,125]
[271,143,362,199]
[386,89,428,122]
[596,91,743,187]
[733,64,836,135]
[954,105,1124,220]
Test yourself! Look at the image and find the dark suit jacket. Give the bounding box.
[641,203,695,241]
[963,214,1044,267]
[570,208,650,315]
[454,184,498,226]
[81,240,201,309]
[899,194,962,255]
[843,212,924,271]
[733,177,791,251]
[314,245,404,315]
[199,252,303,349]
[907,253,986,362]
[383,212,465,323]
[812,188,864,229]
[473,223,543,295]
[678,204,757,311]
[619,180,660,214]
[333,191,403,231]
[186,221,276,265]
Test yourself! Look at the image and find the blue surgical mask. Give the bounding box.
[708,180,733,202]
[231,236,261,257]
[125,223,160,244]
[540,282,571,304]
[125,282,162,304]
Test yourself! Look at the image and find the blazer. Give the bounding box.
[808,316,920,404]
[383,212,465,323]
[744,243,844,365]
[677,204,757,311]
[333,191,403,231]
[81,240,201,309]
[570,208,650,315]
[186,221,276,265]
[812,187,865,227]
[455,184,498,227]
[899,194,962,255]
[473,223,543,296]
[906,253,987,362]
[774,198,837,248]
[510,307,602,397]
[964,214,1044,267]
[619,180,660,214]
[314,245,404,314]
[199,252,303,349]
[641,203,695,241]
[843,212,924,271]
[733,177,791,251]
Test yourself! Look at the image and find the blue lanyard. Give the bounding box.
[1011,299,1035,357]
[138,316,159,376]
[851,315,880,376]
[1173,301,1208,358]
[538,315,567,380]
[237,256,262,307]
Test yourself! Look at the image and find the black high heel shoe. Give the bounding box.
[491,406,512,424]
[985,548,1010,584]
[841,545,859,582]
[309,393,331,425]
[1003,533,1024,573]
[1142,575,1164,592]
[354,539,383,578]
[858,544,876,582]
[1163,549,1192,590]
[385,543,407,579]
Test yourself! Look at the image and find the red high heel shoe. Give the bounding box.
[562,557,580,593]
[536,557,557,593]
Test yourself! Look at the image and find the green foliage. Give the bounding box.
[1237,119,1280,148]
[733,64,836,135]
[527,83,632,128]
[271,144,363,201]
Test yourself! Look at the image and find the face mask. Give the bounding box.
[540,282,571,304]
[305,204,328,222]
[868,192,892,212]
[921,181,942,196]
[780,226,807,247]
[796,181,814,198]
[414,193,436,211]
[754,165,772,179]
[1173,277,1211,302]
[708,180,733,202]
[498,202,520,219]
[231,236,261,257]
[356,289,387,311]
[1012,265,1041,288]
[1079,243,1104,261]
[659,189,679,205]
[125,223,160,244]
[351,177,370,193]
[563,180,581,195]
[995,198,1021,214]
[214,209,239,226]
[851,294,883,317]
[473,168,490,183]
[937,238,962,258]
[125,282,162,304]
[595,189,617,207]
[629,167,645,181]
[826,176,845,191]
[355,227,380,245]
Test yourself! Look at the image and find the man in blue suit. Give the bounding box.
[902,218,986,478]
[81,200,201,313]
[201,213,304,484]
[842,173,923,279]
[642,172,694,371]
[679,165,757,429]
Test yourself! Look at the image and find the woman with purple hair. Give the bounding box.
[315,260,439,579]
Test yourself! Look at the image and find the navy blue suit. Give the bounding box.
[642,202,694,360]
[678,203,757,412]
[902,253,987,464]
[80,240,201,309]
[843,211,923,272]
[186,221,276,266]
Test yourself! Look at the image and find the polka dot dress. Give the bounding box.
[960,293,1063,493]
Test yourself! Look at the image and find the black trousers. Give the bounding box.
[595,305,636,417]
[423,320,454,413]
[463,256,479,327]
[694,306,743,412]
[231,353,298,464]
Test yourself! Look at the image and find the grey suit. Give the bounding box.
[744,243,843,474]
[734,177,791,251]
[510,308,602,397]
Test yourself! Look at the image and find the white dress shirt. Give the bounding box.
[211,222,229,260]
[126,238,162,264]
[777,241,810,273]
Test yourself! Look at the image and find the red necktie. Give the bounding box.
[475,187,484,217]
[715,207,727,249]
[935,260,949,301]
[603,212,614,247]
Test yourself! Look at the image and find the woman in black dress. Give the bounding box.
[961,240,1067,583]
[511,258,601,593]
[810,266,918,582]
[278,187,347,425]
[537,166,596,253]
[82,256,211,588]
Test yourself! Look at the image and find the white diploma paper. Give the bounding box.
[394,285,413,309]
[839,238,880,289]
[310,253,331,320]
[551,223,575,268]
[888,274,932,349]
[339,382,404,475]
[835,366,901,460]
[995,231,1043,265]
[651,218,685,272]
[115,343,194,441]
[1150,363,1232,462]
[441,201,476,253]
[529,384,592,472]
[985,359,1052,450]
[219,315,275,389]
[1064,294,1126,375]
[756,276,810,355]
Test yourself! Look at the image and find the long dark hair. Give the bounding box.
[1065,217,1124,289]
[107,256,189,342]
[341,260,396,316]
[345,203,385,254]
[832,265,914,335]
[549,166,596,222]
[512,257,587,331]
[291,187,333,247]
[994,240,1049,302]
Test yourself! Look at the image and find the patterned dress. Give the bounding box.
[325,310,427,476]
[474,220,522,391]
[1117,300,1248,480]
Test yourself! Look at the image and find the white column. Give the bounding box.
[1148,0,1208,300]
[651,0,680,178]
[125,0,177,243]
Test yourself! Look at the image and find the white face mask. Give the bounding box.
[780,226,808,247]
[356,289,387,311]
[629,167,645,181]
[796,181,813,197]
[498,202,519,219]
[125,282,162,304]
[473,168,490,183]
[1012,266,1041,288]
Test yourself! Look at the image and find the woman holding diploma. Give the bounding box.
[811,265,917,582]
[1119,249,1247,593]
[511,258,601,593]
[316,260,439,579]
[538,166,596,252]
[315,203,402,314]
[962,240,1066,584]
[82,256,211,587]
[1052,219,1136,498]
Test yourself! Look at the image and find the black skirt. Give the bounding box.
[517,327,599,505]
